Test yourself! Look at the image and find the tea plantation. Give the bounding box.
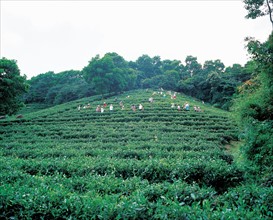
[0,90,272,219]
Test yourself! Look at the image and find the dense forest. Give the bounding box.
[22,54,251,110]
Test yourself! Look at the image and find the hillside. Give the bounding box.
[0,90,272,219]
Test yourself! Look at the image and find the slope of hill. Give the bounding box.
[0,90,272,219]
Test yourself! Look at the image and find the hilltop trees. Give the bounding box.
[23,52,251,111]
[24,70,94,105]
[184,55,202,77]
[136,56,183,89]
[0,58,28,115]
[82,53,130,96]
[47,70,95,104]
[24,71,56,103]
[177,57,249,110]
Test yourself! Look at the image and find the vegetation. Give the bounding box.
[1,90,272,219]
[244,0,273,29]
[1,1,272,218]
[23,54,251,111]
[228,0,273,175]
[233,33,273,169]
[83,53,135,96]
[23,70,94,105]
[0,58,29,116]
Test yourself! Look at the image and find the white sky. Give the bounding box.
[1,0,272,79]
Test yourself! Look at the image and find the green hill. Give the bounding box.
[0,90,272,219]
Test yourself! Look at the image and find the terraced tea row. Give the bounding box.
[0,90,249,219]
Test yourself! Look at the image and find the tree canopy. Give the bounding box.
[233,33,273,166]
[23,70,94,105]
[0,58,28,115]
[82,53,130,96]
[23,52,252,111]
[244,0,273,28]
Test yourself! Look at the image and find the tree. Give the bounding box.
[244,0,273,29]
[24,71,56,103]
[161,59,183,73]
[234,33,273,166]
[235,1,273,167]
[184,55,202,77]
[135,55,162,78]
[24,70,95,105]
[0,58,28,115]
[82,53,129,95]
[45,70,94,104]
[162,70,180,90]
[225,64,248,82]
[203,59,225,76]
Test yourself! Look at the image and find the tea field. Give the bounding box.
[1,90,272,219]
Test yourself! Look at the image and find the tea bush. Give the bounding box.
[0,89,271,218]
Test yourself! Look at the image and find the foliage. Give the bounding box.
[24,71,56,103]
[0,58,29,115]
[178,59,250,110]
[24,52,252,111]
[244,0,273,28]
[233,32,273,168]
[24,70,95,105]
[243,120,273,166]
[82,53,130,95]
[0,90,272,218]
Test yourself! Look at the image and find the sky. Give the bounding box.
[1,0,272,79]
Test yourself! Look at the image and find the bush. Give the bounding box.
[243,120,273,166]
